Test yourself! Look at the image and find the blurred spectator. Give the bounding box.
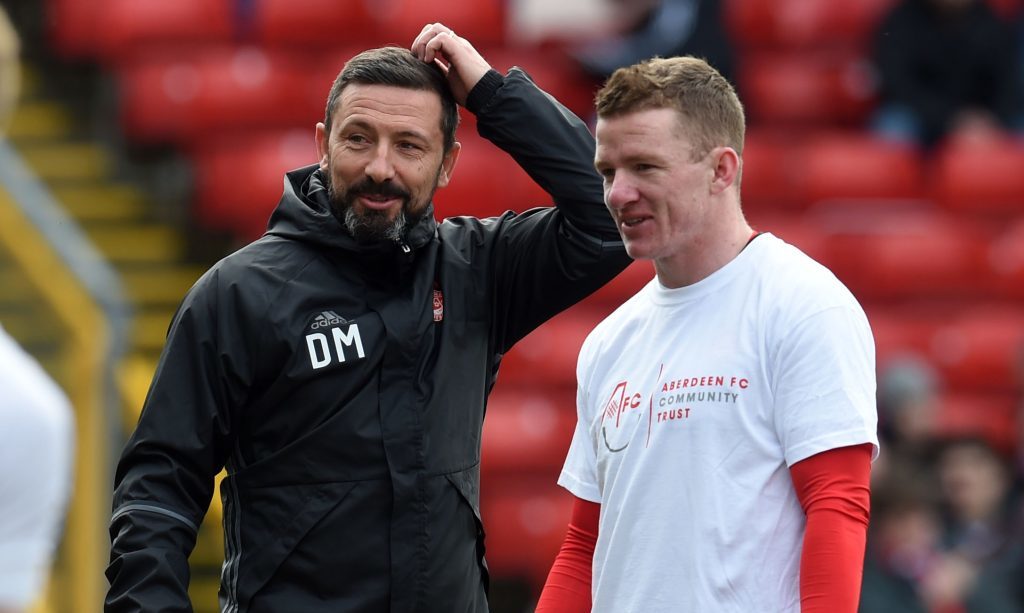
[936,437,1021,562]
[861,470,1023,613]
[870,0,1024,149]
[935,436,1024,611]
[874,354,942,486]
[0,9,75,613]
[569,0,736,85]
[0,1,18,135]
[0,324,75,613]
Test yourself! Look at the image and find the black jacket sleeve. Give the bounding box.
[105,270,249,612]
[467,68,631,350]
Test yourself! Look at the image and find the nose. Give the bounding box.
[364,144,396,183]
[605,173,638,210]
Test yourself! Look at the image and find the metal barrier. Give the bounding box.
[0,139,129,613]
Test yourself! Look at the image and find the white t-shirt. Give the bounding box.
[559,234,878,613]
[0,324,74,608]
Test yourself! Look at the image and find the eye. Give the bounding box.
[345,133,370,147]
[398,141,424,152]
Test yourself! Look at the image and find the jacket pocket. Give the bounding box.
[221,478,359,611]
[444,464,489,593]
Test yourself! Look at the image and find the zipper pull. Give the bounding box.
[400,242,411,254]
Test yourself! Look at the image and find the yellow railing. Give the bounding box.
[0,183,111,612]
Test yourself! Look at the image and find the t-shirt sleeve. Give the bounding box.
[558,344,603,503]
[772,302,879,467]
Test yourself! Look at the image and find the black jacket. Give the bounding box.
[105,69,629,612]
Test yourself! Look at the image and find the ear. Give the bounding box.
[436,141,461,188]
[315,122,329,172]
[709,146,740,195]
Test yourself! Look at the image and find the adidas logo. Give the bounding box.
[310,310,347,330]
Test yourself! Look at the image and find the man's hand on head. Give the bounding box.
[411,22,493,107]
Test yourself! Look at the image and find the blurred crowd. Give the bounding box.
[863,350,1024,612]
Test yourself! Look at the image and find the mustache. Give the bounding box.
[347,179,411,201]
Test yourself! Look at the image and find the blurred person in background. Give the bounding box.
[0,8,75,613]
[0,3,16,135]
[570,0,736,86]
[104,22,629,613]
[860,439,1024,612]
[870,0,1024,149]
[0,323,76,613]
[935,436,1024,609]
[536,56,877,613]
[873,354,942,486]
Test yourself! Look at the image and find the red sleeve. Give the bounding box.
[790,443,873,613]
[534,496,600,613]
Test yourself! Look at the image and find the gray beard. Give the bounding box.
[342,205,407,244]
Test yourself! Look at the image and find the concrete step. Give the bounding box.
[86,224,185,264]
[0,309,63,346]
[6,100,75,141]
[50,184,148,223]
[17,142,113,182]
[0,265,36,301]
[129,309,175,353]
[120,266,204,307]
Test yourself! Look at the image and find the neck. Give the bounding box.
[654,205,753,289]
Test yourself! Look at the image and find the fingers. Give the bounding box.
[411,23,458,64]
[410,22,492,106]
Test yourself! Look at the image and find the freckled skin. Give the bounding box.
[595,107,750,288]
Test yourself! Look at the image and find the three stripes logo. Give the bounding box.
[310,310,347,330]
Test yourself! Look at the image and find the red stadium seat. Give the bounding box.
[47,0,101,59]
[724,0,896,51]
[481,389,577,481]
[583,260,656,310]
[479,46,598,122]
[370,0,507,47]
[745,213,828,264]
[498,306,608,387]
[117,48,321,145]
[928,307,1024,393]
[931,135,1024,217]
[740,130,804,212]
[95,0,236,65]
[985,217,1024,299]
[192,130,319,240]
[810,210,989,301]
[867,307,947,368]
[480,480,573,586]
[800,133,925,205]
[433,132,550,219]
[869,306,1024,394]
[249,0,377,47]
[738,52,878,128]
[935,392,1019,455]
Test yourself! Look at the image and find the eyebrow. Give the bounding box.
[340,119,431,143]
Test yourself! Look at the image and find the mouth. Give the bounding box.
[619,215,649,229]
[357,194,403,211]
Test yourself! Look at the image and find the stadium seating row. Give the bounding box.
[190,124,1024,241]
[48,0,506,62]
[113,49,882,144]
[115,45,596,146]
[51,0,1018,65]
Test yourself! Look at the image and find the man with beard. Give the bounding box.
[105,23,630,613]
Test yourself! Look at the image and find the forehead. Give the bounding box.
[595,107,692,158]
[332,83,443,137]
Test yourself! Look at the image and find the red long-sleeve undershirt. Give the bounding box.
[535,443,873,613]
